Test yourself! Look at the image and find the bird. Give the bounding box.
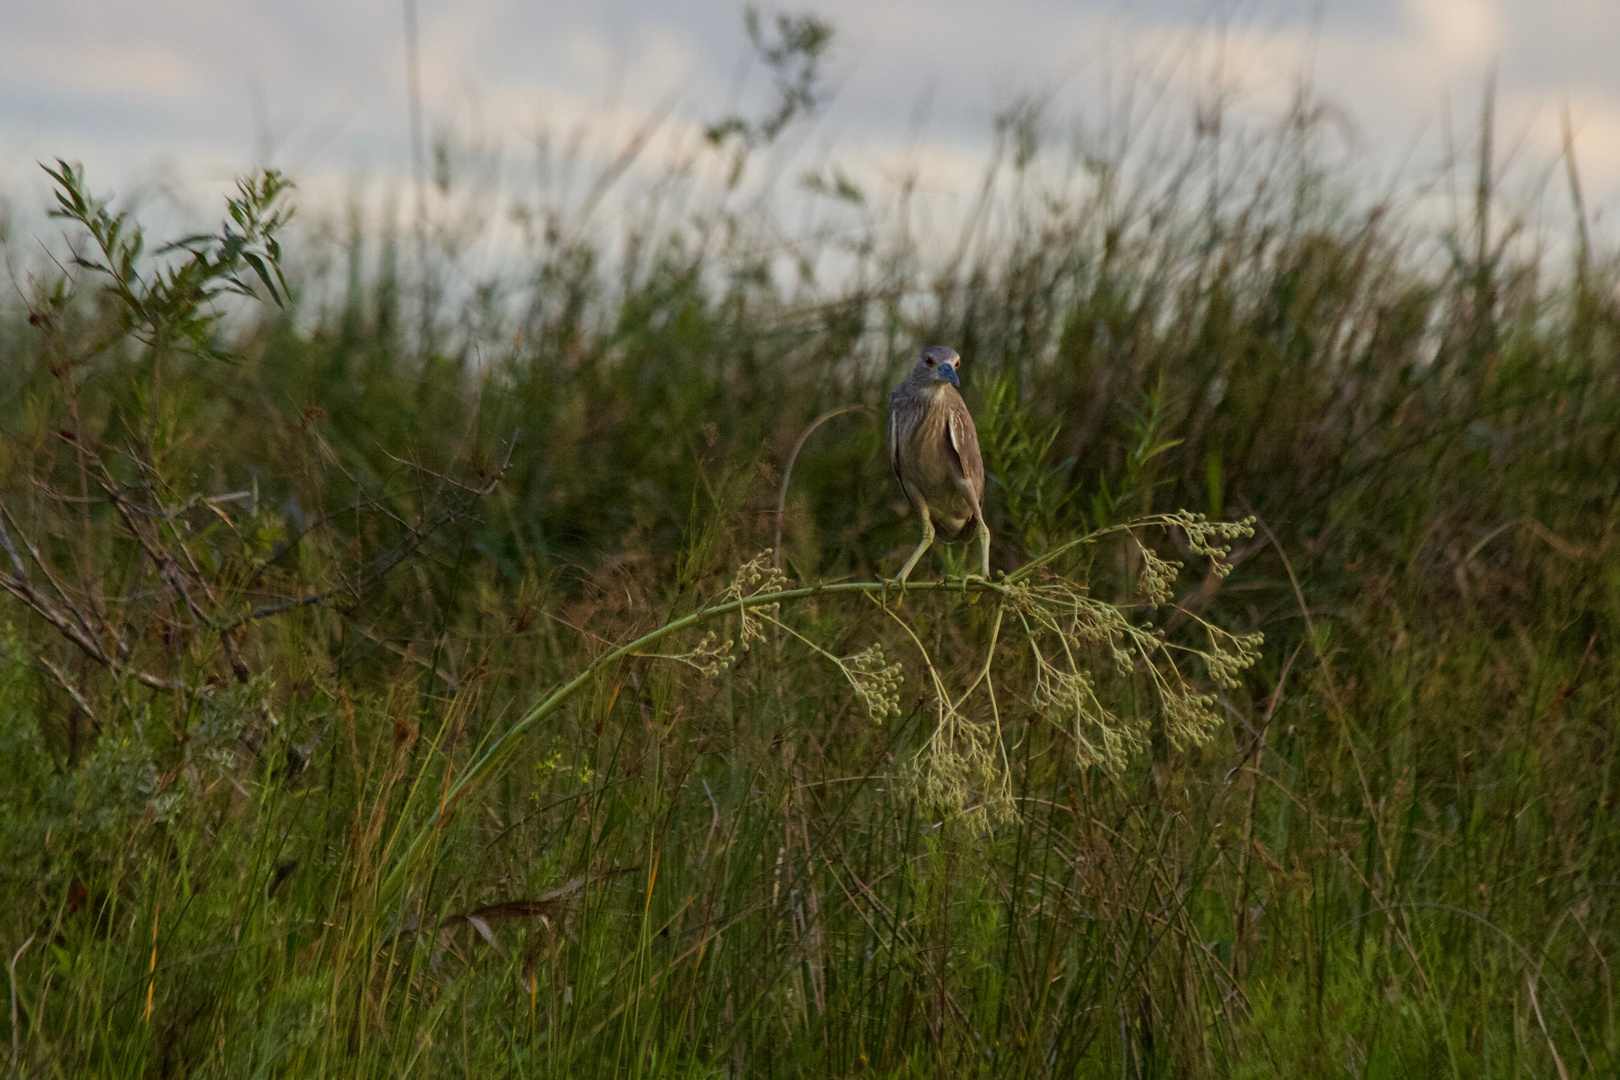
[888,345,990,584]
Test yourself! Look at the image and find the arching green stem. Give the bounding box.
[373,576,1011,922]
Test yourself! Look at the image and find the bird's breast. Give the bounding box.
[898,390,975,529]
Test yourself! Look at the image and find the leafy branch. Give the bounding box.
[704,6,835,185]
[43,159,294,361]
[6,166,510,729]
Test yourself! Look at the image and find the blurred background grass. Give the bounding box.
[2,27,1619,1076]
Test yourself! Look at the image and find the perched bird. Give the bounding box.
[888,345,990,584]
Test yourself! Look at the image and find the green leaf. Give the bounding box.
[242,252,282,306]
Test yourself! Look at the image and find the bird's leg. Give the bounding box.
[894,515,935,586]
[957,518,993,589]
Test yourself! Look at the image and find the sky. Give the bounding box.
[4,0,1619,246]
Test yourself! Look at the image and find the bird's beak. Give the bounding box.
[938,364,960,387]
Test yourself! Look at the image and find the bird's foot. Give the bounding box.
[957,572,986,594]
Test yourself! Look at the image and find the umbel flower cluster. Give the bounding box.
[1137,510,1251,602]
[646,552,791,675]
[721,551,792,648]
[654,516,1261,823]
[913,513,1263,814]
[838,643,904,724]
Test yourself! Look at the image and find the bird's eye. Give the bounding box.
[925,356,935,366]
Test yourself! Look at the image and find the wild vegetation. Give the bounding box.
[2,27,1619,1077]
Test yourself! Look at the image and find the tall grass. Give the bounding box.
[2,55,1619,1078]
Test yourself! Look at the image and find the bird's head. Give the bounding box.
[912,345,961,387]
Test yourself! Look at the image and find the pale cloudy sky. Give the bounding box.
[3,0,1617,241]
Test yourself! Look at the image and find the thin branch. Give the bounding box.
[222,439,516,633]
[0,501,105,645]
[0,560,185,692]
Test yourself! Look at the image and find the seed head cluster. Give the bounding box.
[660,517,1261,818]
[722,551,792,648]
[838,643,904,724]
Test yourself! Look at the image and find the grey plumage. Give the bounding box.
[888,345,991,583]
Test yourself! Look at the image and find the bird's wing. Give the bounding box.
[889,388,928,515]
[944,392,986,510]
[888,389,919,489]
[887,394,902,483]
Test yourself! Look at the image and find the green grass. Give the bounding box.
[2,79,1619,1077]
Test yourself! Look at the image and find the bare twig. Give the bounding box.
[35,655,96,720]
[99,470,254,684]
[222,438,516,633]
[0,503,184,692]
[0,501,106,646]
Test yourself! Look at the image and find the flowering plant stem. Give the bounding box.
[375,576,1009,922]
[376,511,1257,924]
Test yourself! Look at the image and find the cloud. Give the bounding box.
[4,0,1620,239]
[9,40,206,102]
[1412,0,1500,63]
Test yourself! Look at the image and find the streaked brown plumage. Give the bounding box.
[888,345,990,583]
